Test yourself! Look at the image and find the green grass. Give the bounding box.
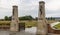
[53,23,60,29]
[0,21,37,28]
[0,20,57,28]
[25,21,37,28]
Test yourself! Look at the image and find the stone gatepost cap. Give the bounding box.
[39,1,45,3]
[13,5,18,7]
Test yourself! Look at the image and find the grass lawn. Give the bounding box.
[53,23,60,29]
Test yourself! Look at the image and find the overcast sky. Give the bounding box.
[45,0,60,17]
[0,0,60,19]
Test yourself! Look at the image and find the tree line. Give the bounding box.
[0,16,56,21]
[0,15,38,21]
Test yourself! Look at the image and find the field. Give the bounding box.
[0,20,58,28]
[0,20,38,28]
[25,20,38,28]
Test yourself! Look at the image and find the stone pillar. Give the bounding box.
[10,5,19,32]
[36,1,48,35]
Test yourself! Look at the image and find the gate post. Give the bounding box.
[10,5,19,35]
[36,1,48,35]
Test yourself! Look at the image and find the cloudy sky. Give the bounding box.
[0,0,60,19]
[45,0,60,17]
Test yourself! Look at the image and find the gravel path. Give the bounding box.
[0,30,36,35]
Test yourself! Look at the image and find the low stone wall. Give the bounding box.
[47,24,60,34]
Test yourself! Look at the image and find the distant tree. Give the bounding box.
[53,17,55,20]
[8,16,12,21]
[4,15,34,21]
[19,15,34,20]
[4,16,9,21]
[50,17,55,20]
[46,17,51,20]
